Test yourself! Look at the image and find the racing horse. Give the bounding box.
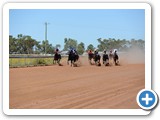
[94,53,101,66]
[53,49,62,66]
[109,50,114,65]
[67,50,79,67]
[103,51,109,66]
[88,50,94,65]
[88,50,101,66]
[113,51,119,65]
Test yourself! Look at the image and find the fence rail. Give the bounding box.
[9,52,127,68]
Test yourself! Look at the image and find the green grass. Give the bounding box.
[9,58,54,68]
[9,57,68,68]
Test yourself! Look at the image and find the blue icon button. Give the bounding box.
[137,89,158,110]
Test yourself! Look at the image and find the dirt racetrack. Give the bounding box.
[9,56,145,109]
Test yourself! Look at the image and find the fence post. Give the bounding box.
[25,57,26,67]
[10,58,12,67]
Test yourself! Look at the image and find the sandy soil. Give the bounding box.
[9,56,145,109]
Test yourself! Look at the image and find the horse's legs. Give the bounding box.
[67,56,70,65]
[88,57,92,65]
[114,59,115,65]
[57,59,60,65]
[109,58,113,65]
[89,59,92,65]
[70,60,73,67]
[114,58,117,65]
[53,59,57,64]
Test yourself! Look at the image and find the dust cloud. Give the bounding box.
[119,47,145,64]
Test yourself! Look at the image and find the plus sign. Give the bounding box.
[142,93,153,105]
[137,89,158,110]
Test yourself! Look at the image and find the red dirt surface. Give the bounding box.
[9,57,145,109]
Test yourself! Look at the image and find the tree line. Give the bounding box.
[9,34,61,54]
[9,34,145,55]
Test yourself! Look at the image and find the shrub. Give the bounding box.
[37,58,46,65]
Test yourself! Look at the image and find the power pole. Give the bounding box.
[45,22,49,55]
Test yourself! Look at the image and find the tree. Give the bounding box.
[64,38,68,43]
[16,34,27,54]
[63,38,77,51]
[87,44,95,51]
[41,40,55,54]
[34,41,41,54]
[24,35,36,54]
[10,34,37,54]
[137,39,145,50]
[9,34,57,54]
[97,38,108,51]
[96,38,145,52]
[129,39,145,50]
[47,44,55,54]
[77,42,85,55]
[9,35,17,54]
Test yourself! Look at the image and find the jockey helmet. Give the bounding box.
[56,48,59,51]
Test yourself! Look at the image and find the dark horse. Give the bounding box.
[113,51,119,65]
[88,52,101,66]
[53,52,62,66]
[94,54,101,66]
[67,50,79,67]
[103,53,109,66]
[88,52,94,65]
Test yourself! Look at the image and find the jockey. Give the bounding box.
[109,49,113,56]
[113,50,119,65]
[70,47,76,52]
[103,49,107,57]
[114,50,118,56]
[113,50,118,57]
[94,48,99,59]
[94,48,101,66]
[94,48,98,56]
[88,49,93,60]
[68,47,73,55]
[103,49,109,64]
[88,49,93,54]
[53,48,62,66]
[55,48,59,54]
[103,49,107,54]
[73,49,78,55]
